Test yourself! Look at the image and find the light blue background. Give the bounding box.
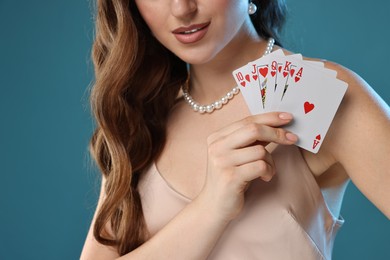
[0,0,388,259]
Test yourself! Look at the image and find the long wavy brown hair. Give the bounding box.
[90,0,287,255]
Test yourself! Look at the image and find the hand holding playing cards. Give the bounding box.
[232,49,348,153]
[199,112,297,222]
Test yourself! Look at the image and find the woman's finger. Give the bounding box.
[215,123,297,151]
[224,145,269,166]
[235,157,276,183]
[207,112,294,144]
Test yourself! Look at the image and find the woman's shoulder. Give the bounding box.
[279,47,363,87]
[297,53,368,93]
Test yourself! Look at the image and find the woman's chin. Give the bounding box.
[175,52,216,66]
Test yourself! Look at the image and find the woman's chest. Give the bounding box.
[156,99,250,199]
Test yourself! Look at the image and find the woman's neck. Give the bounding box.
[187,34,269,105]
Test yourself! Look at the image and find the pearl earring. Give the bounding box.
[248,1,257,15]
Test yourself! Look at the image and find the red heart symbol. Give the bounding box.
[316,134,321,140]
[240,81,246,87]
[304,101,315,114]
[271,71,276,77]
[283,72,288,77]
[295,76,300,82]
[252,75,258,81]
[278,66,282,72]
[290,69,295,76]
[259,67,268,78]
[245,74,250,82]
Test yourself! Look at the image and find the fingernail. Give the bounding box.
[286,132,298,142]
[279,112,293,120]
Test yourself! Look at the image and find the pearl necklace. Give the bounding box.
[182,38,275,114]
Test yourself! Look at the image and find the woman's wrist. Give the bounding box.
[193,188,235,227]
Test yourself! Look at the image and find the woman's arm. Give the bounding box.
[317,62,390,218]
[80,178,120,259]
[80,177,230,260]
[81,113,298,259]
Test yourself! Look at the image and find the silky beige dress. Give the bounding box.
[138,145,344,260]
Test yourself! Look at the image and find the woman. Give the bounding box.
[81,0,390,259]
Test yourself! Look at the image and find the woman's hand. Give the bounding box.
[82,112,298,260]
[197,112,298,222]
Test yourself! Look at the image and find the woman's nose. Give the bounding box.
[170,0,197,19]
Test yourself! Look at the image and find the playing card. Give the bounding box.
[277,61,348,153]
[232,63,263,114]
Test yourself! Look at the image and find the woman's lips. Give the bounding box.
[172,22,210,44]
